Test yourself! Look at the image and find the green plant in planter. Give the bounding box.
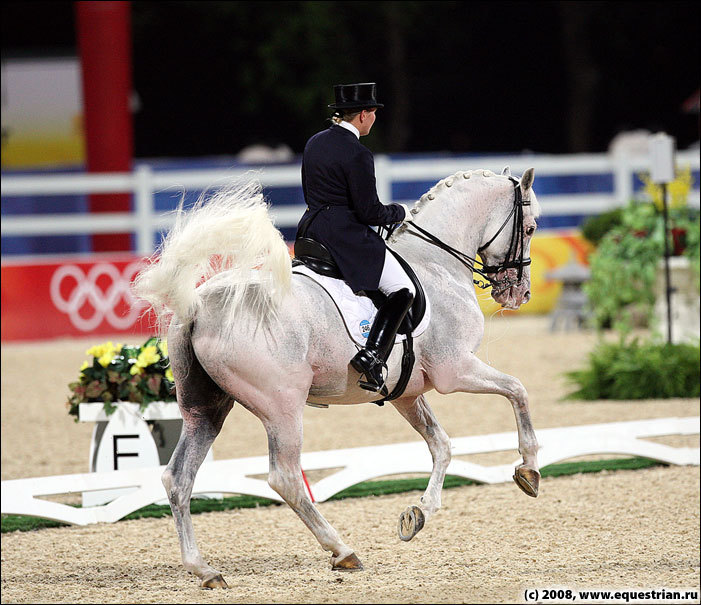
[639,164,699,286]
[567,170,700,400]
[67,337,176,420]
[683,207,700,290]
[583,200,700,335]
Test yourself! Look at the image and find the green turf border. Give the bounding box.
[0,456,667,533]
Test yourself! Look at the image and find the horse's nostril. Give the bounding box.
[524,290,531,301]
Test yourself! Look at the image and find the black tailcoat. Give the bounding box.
[296,125,405,293]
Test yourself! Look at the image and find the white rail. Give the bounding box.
[1,417,698,526]
[2,151,699,256]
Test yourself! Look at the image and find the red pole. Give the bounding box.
[301,470,315,503]
[75,1,133,252]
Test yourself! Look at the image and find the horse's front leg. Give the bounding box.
[391,394,451,541]
[434,353,540,497]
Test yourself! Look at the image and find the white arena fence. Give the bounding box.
[2,150,699,256]
[1,416,698,526]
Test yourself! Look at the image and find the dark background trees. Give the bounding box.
[3,1,699,158]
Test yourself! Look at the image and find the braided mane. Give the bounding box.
[390,168,540,244]
[390,169,499,242]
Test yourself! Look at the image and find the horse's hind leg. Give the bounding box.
[164,401,232,588]
[261,403,363,571]
[391,394,451,541]
[162,330,234,588]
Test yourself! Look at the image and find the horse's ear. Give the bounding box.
[501,166,511,176]
[520,167,535,192]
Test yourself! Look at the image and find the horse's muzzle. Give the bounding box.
[490,269,530,309]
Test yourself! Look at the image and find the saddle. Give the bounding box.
[293,237,427,331]
[292,237,427,405]
[293,238,343,280]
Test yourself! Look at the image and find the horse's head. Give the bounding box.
[478,167,539,310]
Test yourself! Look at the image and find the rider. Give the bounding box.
[296,82,415,393]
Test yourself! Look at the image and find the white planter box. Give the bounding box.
[78,402,217,506]
[78,401,182,422]
[655,256,701,344]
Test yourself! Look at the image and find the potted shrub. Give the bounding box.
[67,337,176,420]
[582,167,700,335]
[66,338,222,505]
[567,166,700,400]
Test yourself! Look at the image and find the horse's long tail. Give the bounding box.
[134,179,292,333]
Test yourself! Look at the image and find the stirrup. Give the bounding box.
[351,349,388,393]
[357,367,388,393]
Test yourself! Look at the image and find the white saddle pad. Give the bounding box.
[292,264,431,347]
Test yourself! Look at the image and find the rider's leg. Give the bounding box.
[350,251,415,392]
[376,251,417,299]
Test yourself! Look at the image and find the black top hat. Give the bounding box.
[328,82,384,110]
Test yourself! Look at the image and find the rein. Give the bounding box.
[400,177,532,294]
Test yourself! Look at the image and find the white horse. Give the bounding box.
[135,167,541,588]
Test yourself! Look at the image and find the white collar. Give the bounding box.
[338,120,360,139]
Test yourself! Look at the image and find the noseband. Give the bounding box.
[401,176,532,294]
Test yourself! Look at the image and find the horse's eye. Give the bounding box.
[526,226,535,236]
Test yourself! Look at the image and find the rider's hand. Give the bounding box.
[400,204,414,223]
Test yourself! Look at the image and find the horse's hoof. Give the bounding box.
[513,466,540,498]
[201,573,229,589]
[398,505,425,541]
[331,552,364,572]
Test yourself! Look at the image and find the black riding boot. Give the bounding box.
[350,288,414,393]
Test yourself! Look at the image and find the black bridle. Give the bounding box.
[398,176,532,295]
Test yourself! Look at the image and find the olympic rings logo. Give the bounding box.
[50,262,147,331]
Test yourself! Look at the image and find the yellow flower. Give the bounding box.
[130,364,144,376]
[79,360,90,375]
[639,165,693,211]
[86,341,122,366]
[97,353,113,368]
[158,339,168,358]
[137,345,160,367]
[129,345,161,377]
[165,367,174,382]
[86,343,106,358]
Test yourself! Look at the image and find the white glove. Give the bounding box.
[399,203,414,223]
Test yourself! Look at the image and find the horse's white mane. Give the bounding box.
[412,169,496,214]
[390,169,540,243]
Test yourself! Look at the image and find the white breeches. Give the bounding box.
[378,250,416,297]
